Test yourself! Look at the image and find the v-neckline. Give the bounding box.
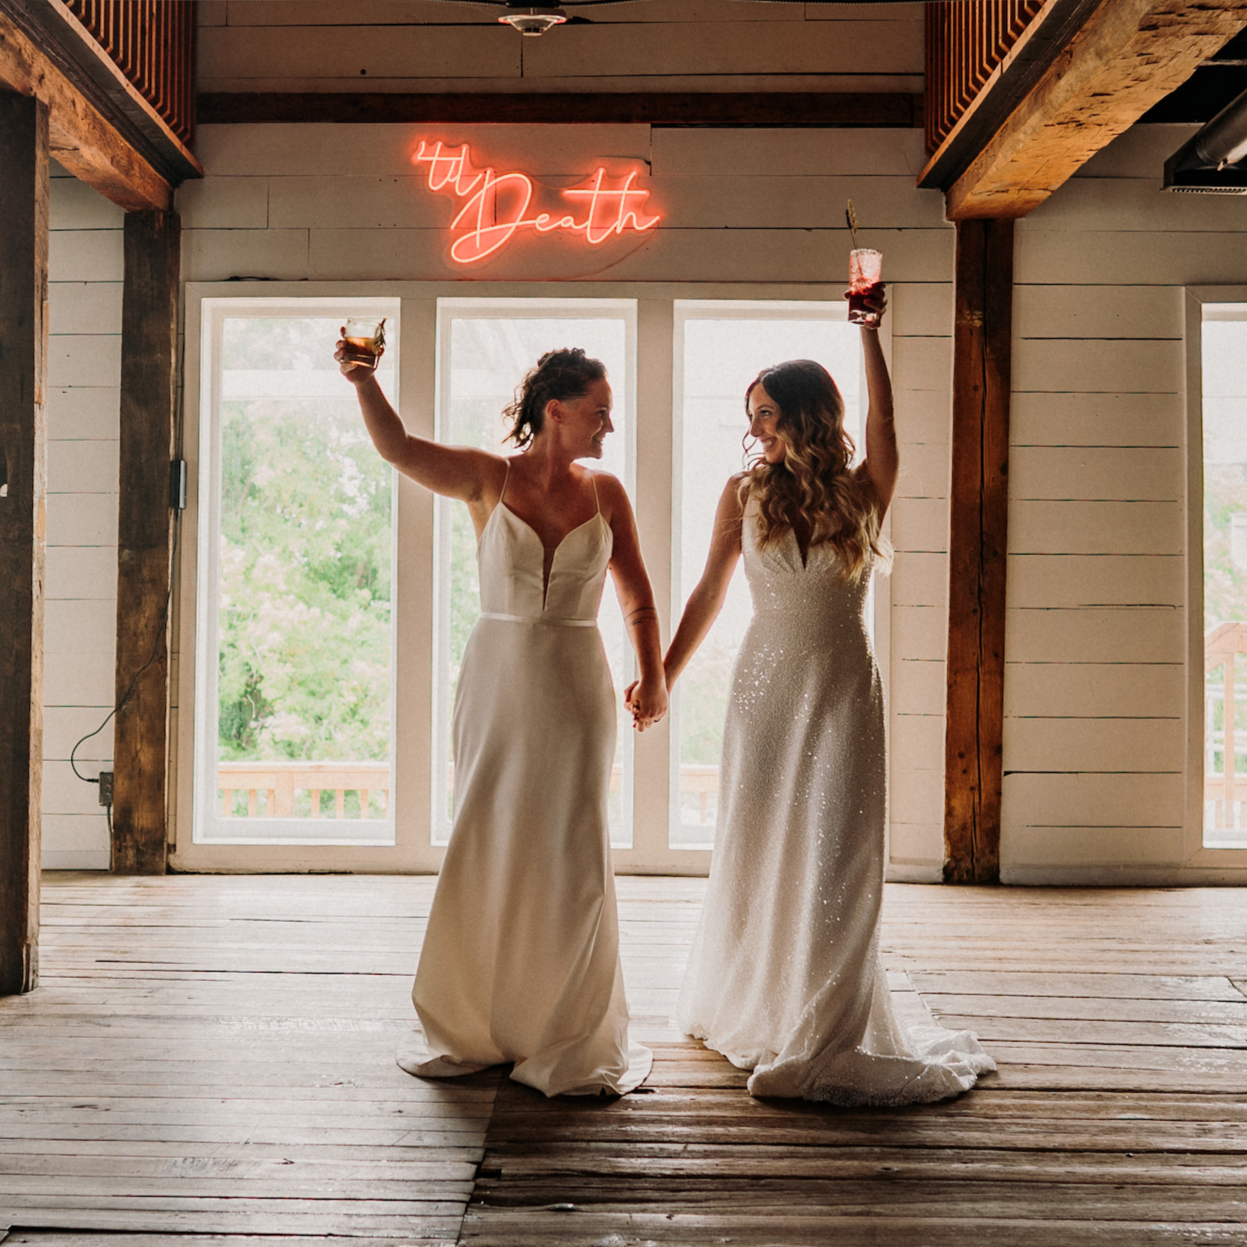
[492,503,605,607]
[497,502,601,557]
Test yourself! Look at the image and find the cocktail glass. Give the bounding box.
[342,317,386,368]
[847,249,883,327]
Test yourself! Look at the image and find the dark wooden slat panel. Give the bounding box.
[63,0,195,144]
[0,92,49,997]
[925,0,1046,152]
[111,211,180,876]
[944,218,1014,884]
[196,91,919,128]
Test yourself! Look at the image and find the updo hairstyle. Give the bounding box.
[742,358,890,583]
[503,348,607,448]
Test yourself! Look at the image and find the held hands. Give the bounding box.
[624,675,668,733]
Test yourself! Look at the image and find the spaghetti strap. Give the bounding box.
[498,459,512,507]
[590,470,601,516]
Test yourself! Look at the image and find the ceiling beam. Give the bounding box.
[0,10,171,213]
[13,0,200,182]
[939,0,1247,220]
[198,91,921,129]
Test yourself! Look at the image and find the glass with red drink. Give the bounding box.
[847,249,883,327]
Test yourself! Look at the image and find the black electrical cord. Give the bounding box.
[69,510,182,787]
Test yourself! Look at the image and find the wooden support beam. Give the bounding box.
[0,10,171,212]
[111,211,179,876]
[944,218,1014,885]
[8,0,200,178]
[940,0,1247,219]
[197,91,921,129]
[0,93,49,995]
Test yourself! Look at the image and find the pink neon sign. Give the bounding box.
[411,139,661,265]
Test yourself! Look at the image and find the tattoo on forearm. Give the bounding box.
[626,606,659,625]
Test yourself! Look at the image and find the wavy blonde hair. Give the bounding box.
[741,359,890,583]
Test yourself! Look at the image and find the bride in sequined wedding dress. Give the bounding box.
[653,291,994,1105]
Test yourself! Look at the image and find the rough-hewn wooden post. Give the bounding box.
[0,93,49,994]
[944,217,1014,884]
[112,211,179,875]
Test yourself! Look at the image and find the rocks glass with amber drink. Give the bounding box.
[342,317,386,369]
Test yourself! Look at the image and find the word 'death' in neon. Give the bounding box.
[412,140,661,265]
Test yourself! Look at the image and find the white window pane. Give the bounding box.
[1203,311,1247,848]
[198,309,398,845]
[433,307,635,848]
[672,309,864,849]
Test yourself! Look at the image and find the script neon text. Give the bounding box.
[411,140,661,265]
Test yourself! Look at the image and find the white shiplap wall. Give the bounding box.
[196,0,924,97]
[176,121,955,877]
[1004,124,1247,882]
[43,167,122,870]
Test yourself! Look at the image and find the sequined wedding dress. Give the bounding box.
[677,499,994,1104]
[396,469,651,1097]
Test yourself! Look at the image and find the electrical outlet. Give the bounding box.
[98,771,114,805]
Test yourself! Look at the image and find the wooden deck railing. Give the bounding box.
[219,761,390,820]
[219,760,725,824]
[1205,621,1247,830]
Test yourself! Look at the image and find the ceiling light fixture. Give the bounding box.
[498,5,568,36]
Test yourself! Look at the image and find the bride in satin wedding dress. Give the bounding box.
[338,342,666,1096]
[652,288,994,1105]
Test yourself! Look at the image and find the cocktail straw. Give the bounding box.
[846,200,860,250]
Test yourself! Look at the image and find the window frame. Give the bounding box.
[668,299,883,850]
[1183,286,1247,875]
[174,281,890,876]
[430,297,640,849]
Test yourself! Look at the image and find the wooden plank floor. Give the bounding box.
[2,876,1247,1246]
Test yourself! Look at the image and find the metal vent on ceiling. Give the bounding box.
[1164,85,1247,194]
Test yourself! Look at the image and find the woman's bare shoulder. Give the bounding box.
[587,467,626,498]
[585,469,634,525]
[723,472,749,503]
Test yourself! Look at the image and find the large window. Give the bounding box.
[431,300,636,848]
[671,303,867,848]
[193,299,399,846]
[1202,305,1247,848]
[181,285,883,873]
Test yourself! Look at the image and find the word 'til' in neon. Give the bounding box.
[411,140,661,265]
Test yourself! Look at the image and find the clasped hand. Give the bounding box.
[624,676,668,733]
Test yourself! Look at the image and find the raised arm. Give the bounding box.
[855,288,898,520]
[597,475,667,731]
[663,476,745,690]
[338,345,499,507]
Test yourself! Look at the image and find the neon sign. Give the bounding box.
[411,140,661,265]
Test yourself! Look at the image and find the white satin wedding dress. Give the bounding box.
[678,500,994,1104]
[396,469,651,1097]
